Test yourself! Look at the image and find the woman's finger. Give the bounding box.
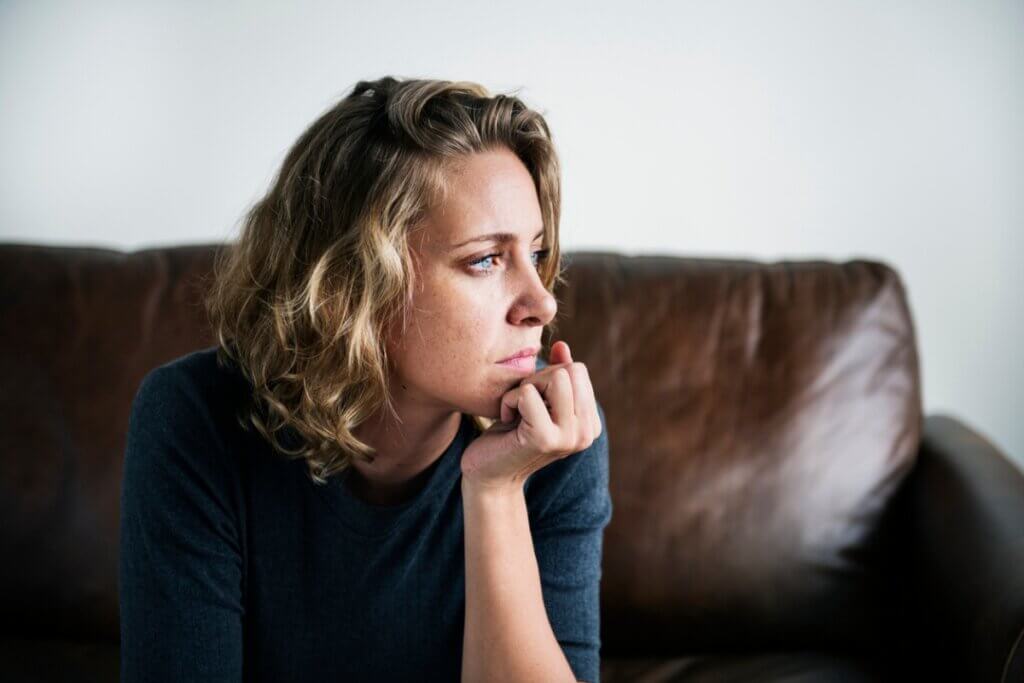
[577,365,601,439]
[564,364,589,422]
[559,364,595,450]
[500,379,555,425]
[568,363,599,440]
[546,367,575,434]
[516,359,570,400]
[500,383,523,424]
[517,382,559,447]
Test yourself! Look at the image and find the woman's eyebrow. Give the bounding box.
[450,228,544,250]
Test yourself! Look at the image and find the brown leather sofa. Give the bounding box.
[1,243,1022,682]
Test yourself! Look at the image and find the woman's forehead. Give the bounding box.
[421,157,543,249]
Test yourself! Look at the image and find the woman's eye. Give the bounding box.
[469,254,500,271]
[468,249,550,274]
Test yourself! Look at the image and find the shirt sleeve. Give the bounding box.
[527,400,613,683]
[119,365,245,682]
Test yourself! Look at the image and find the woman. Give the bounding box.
[119,76,611,683]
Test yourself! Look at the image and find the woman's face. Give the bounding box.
[386,146,558,420]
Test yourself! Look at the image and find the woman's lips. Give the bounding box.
[497,354,537,373]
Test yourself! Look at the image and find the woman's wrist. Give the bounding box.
[460,474,525,504]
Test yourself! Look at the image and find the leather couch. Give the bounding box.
[1,243,1021,682]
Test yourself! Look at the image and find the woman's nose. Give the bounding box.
[508,259,557,326]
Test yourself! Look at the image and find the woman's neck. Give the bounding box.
[347,407,463,506]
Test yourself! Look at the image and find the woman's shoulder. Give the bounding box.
[129,346,252,454]
[121,349,249,595]
[141,345,245,388]
[136,344,244,400]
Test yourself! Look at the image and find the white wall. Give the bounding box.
[2,0,1021,466]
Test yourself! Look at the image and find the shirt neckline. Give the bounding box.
[306,412,477,539]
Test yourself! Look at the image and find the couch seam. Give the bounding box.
[1002,625,1024,683]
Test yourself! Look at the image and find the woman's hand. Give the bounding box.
[460,340,602,493]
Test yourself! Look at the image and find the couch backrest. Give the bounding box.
[556,252,922,657]
[0,244,921,653]
[1,244,219,641]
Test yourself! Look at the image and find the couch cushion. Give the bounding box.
[0,638,119,683]
[601,651,886,682]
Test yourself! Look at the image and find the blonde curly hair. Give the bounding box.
[202,76,565,485]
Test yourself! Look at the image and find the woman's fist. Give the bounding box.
[460,340,601,492]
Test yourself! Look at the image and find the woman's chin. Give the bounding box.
[459,394,503,421]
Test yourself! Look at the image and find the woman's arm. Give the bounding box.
[120,366,245,682]
[461,400,611,683]
[459,341,608,682]
[461,477,579,683]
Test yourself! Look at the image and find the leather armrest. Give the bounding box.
[887,414,1024,682]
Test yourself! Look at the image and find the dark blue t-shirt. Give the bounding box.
[119,347,612,682]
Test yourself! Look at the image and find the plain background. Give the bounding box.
[1,0,1020,467]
